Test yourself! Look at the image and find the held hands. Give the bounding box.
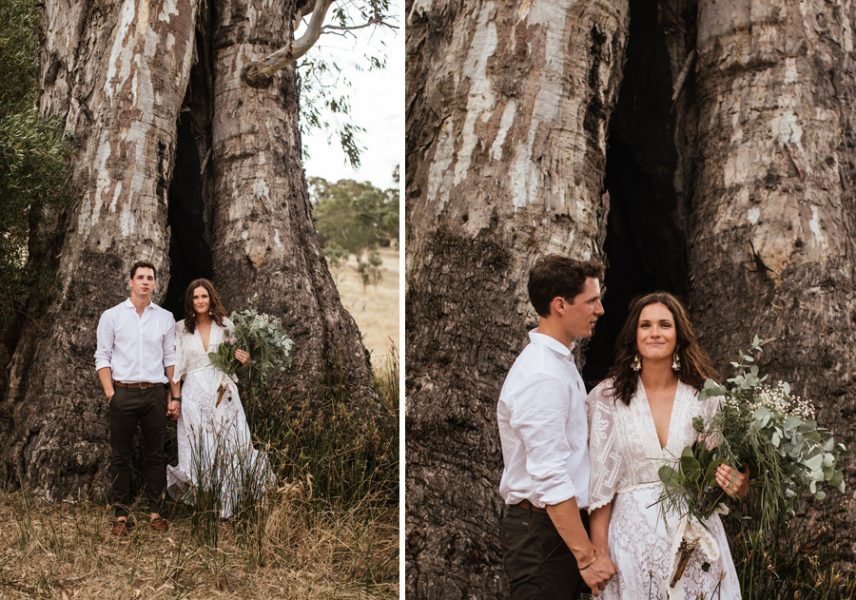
[234,349,251,367]
[716,464,749,499]
[166,399,181,421]
[579,548,617,596]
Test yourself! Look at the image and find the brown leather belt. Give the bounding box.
[113,380,162,389]
[514,499,547,513]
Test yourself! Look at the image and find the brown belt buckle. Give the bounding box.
[114,381,159,389]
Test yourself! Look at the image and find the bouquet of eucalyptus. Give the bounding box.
[659,336,846,586]
[209,306,295,404]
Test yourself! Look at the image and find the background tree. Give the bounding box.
[0,0,395,502]
[0,0,69,370]
[313,178,399,254]
[311,175,399,285]
[406,0,854,597]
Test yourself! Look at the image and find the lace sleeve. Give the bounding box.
[587,380,622,511]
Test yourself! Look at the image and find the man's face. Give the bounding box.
[128,267,156,301]
[560,277,604,340]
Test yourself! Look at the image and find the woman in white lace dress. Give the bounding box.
[587,292,747,599]
[166,278,269,518]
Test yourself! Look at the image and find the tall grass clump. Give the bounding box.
[725,506,856,599]
[241,345,399,507]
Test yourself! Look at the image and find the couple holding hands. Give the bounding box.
[498,255,747,599]
[95,261,265,536]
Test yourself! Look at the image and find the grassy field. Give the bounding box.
[333,247,399,363]
[0,486,397,599]
[0,253,401,599]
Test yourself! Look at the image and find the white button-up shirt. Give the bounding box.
[498,330,590,509]
[94,299,176,384]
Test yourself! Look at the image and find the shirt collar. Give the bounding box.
[528,329,575,357]
[124,298,155,311]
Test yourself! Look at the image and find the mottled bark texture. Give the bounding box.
[0,0,376,500]
[209,0,376,409]
[407,0,855,595]
[405,0,630,596]
[689,0,856,557]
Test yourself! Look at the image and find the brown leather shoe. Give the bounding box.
[150,516,169,532]
[111,519,132,537]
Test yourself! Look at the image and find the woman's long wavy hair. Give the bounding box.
[183,278,227,334]
[608,292,718,405]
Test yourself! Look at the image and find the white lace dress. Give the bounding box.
[166,318,271,518]
[587,378,741,600]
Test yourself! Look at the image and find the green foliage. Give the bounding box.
[323,240,349,274]
[0,0,39,113]
[701,338,845,529]
[0,0,70,327]
[299,55,366,167]
[357,247,384,289]
[659,337,846,535]
[297,0,395,166]
[311,177,398,280]
[209,307,295,384]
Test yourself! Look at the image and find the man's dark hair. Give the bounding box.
[129,260,157,280]
[527,255,604,317]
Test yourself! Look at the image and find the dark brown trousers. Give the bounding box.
[501,503,590,600]
[108,385,166,517]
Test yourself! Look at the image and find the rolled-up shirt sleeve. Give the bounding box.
[509,375,576,507]
[94,311,114,372]
[162,317,176,368]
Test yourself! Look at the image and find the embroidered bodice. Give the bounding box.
[587,377,719,511]
[173,317,234,382]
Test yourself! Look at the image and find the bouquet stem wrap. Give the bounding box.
[667,505,728,599]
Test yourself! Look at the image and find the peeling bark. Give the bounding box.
[405,1,629,596]
[210,0,376,406]
[1,0,377,499]
[0,0,201,499]
[407,0,855,593]
[690,0,856,557]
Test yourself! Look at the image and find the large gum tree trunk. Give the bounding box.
[689,0,856,555]
[0,0,376,500]
[405,1,629,595]
[0,0,200,499]
[211,0,374,401]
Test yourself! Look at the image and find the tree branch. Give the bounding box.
[322,20,396,33]
[244,0,334,86]
[671,50,696,103]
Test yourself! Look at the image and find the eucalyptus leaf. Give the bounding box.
[804,453,823,472]
[659,465,678,486]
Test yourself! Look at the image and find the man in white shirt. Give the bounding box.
[498,255,616,598]
[95,261,181,536]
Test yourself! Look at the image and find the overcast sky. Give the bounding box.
[301,2,403,191]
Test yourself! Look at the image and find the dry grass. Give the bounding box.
[333,247,399,362]
[0,483,397,599]
[0,254,401,599]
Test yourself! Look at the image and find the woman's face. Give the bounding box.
[636,302,677,362]
[192,286,210,316]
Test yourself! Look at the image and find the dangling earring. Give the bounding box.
[672,351,681,372]
[631,353,642,372]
